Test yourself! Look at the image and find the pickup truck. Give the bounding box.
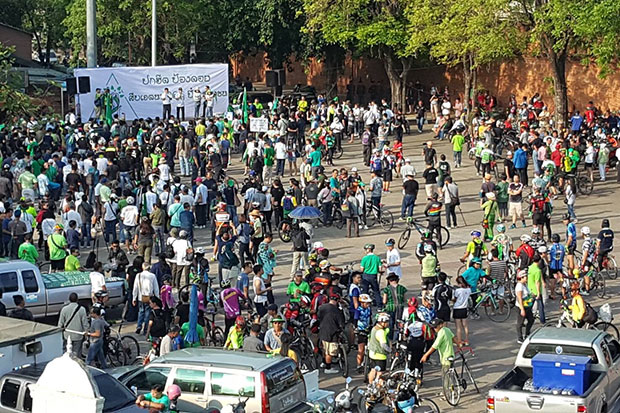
[488,327,620,413]
[0,260,126,318]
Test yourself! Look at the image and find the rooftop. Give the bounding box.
[0,317,61,347]
[156,347,282,370]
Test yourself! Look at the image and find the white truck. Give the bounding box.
[0,260,127,318]
[488,327,620,413]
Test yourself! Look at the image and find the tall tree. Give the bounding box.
[0,45,37,122]
[406,0,523,111]
[303,0,413,109]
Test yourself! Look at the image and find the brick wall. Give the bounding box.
[0,24,32,61]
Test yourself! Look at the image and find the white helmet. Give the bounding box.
[531,227,540,234]
[424,244,434,253]
[520,234,531,242]
[581,226,591,235]
[313,241,324,250]
[376,312,390,323]
[538,246,548,254]
[359,294,372,303]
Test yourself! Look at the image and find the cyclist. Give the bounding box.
[580,226,594,295]
[403,297,429,382]
[596,218,614,271]
[420,318,455,374]
[421,244,438,291]
[460,230,487,267]
[515,270,534,344]
[368,312,391,383]
[462,257,486,316]
[491,223,513,261]
[529,227,547,251]
[224,315,246,350]
[563,213,578,271]
[424,193,443,247]
[549,234,565,299]
[515,234,535,270]
[415,230,438,263]
[355,293,373,372]
[568,281,586,327]
[360,243,383,307]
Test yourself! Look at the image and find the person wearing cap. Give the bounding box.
[400,172,418,220]
[47,223,68,271]
[481,192,499,241]
[596,219,614,271]
[287,271,311,303]
[508,174,527,229]
[317,293,345,374]
[355,293,373,372]
[224,315,246,350]
[121,196,139,254]
[421,318,455,372]
[515,270,534,343]
[382,273,407,338]
[263,315,289,352]
[360,243,383,307]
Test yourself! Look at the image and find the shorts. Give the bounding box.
[383,170,393,182]
[421,276,437,289]
[567,244,576,255]
[585,162,593,170]
[369,358,387,372]
[51,259,65,271]
[532,212,545,226]
[123,225,137,240]
[453,308,468,319]
[322,341,339,357]
[356,330,369,345]
[509,202,523,217]
[436,308,451,322]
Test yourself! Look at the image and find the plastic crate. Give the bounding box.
[532,354,591,395]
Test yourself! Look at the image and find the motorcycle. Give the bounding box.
[205,394,250,413]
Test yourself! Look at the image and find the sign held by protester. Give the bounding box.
[249,117,269,133]
[74,64,229,121]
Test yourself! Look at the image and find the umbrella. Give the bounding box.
[185,284,199,345]
[289,206,321,220]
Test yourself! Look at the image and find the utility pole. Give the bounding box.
[86,0,97,68]
[151,0,157,66]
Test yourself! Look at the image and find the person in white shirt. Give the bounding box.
[175,87,185,121]
[274,138,287,177]
[132,262,160,335]
[120,196,139,252]
[162,87,172,119]
[159,325,180,356]
[144,188,158,214]
[158,158,171,182]
[95,156,108,176]
[204,86,215,118]
[89,262,107,300]
[62,203,82,229]
[384,239,402,278]
[172,230,192,288]
[400,158,416,181]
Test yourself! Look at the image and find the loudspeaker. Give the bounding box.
[276,69,286,87]
[275,85,283,97]
[66,77,77,95]
[78,76,91,94]
[265,70,278,87]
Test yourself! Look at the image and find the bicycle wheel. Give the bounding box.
[594,271,606,298]
[209,326,225,347]
[366,208,376,228]
[577,176,593,195]
[379,209,393,231]
[442,368,461,406]
[594,322,620,340]
[278,221,292,243]
[205,301,218,314]
[333,147,344,159]
[120,335,141,361]
[398,228,411,249]
[456,264,467,277]
[338,343,349,378]
[438,226,450,247]
[606,257,618,280]
[417,398,440,413]
[485,297,512,322]
[105,338,128,367]
[333,209,345,230]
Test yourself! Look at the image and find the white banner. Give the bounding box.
[74,63,229,121]
[249,117,269,133]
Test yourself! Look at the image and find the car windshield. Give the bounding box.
[522,343,598,363]
[92,370,136,411]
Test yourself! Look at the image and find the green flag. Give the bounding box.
[242,87,249,124]
[272,97,279,114]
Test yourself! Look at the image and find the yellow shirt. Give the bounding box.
[571,295,585,321]
[196,124,206,137]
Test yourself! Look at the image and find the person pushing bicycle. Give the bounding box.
[420,318,456,374]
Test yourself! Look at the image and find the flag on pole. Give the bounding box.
[242,87,249,124]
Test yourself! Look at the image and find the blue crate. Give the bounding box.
[532,354,591,396]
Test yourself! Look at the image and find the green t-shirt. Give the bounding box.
[99,185,111,203]
[286,281,310,302]
[451,134,465,152]
[432,326,455,366]
[264,147,275,167]
[47,233,68,261]
[65,254,81,271]
[18,171,37,189]
[496,181,509,203]
[144,393,170,412]
[309,150,322,167]
[360,254,382,275]
[527,262,542,296]
[421,254,437,278]
[181,322,205,348]
[18,242,38,264]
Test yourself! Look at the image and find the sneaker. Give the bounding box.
[452,224,458,229]
[364,225,369,230]
[324,368,340,374]
[582,290,590,296]
[509,224,516,229]
[356,365,363,373]
[522,222,527,228]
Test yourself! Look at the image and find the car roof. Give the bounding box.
[4,363,105,381]
[155,348,284,371]
[530,327,602,346]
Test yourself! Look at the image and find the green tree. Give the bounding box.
[304,0,413,108]
[406,0,523,111]
[0,45,37,122]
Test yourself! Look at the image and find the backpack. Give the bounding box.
[472,240,484,259]
[292,230,308,251]
[583,302,598,324]
[533,197,546,213]
[165,242,175,259]
[283,196,294,211]
[221,245,240,269]
[361,131,371,145]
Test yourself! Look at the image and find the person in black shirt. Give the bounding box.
[401,174,419,219]
[9,295,34,321]
[597,219,614,270]
[147,297,167,339]
[416,100,426,133]
[504,151,515,180]
[423,141,437,165]
[317,294,345,374]
[422,163,439,199]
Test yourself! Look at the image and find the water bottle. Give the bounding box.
[131,385,137,395]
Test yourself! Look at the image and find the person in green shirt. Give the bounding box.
[263,141,276,184]
[136,384,170,412]
[286,272,310,303]
[360,244,383,307]
[181,321,205,347]
[421,318,455,372]
[481,192,500,241]
[309,146,322,178]
[496,174,509,221]
[18,234,38,264]
[527,255,545,323]
[47,224,68,271]
[367,312,391,383]
[451,133,465,168]
[224,316,245,350]
[64,248,84,271]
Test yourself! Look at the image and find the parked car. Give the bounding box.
[488,327,620,413]
[0,260,126,318]
[112,347,309,413]
[0,364,141,412]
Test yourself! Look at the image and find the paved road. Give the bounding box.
[94,127,620,411]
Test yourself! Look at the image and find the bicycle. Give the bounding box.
[203,310,225,346]
[108,320,141,364]
[316,204,345,230]
[289,317,319,371]
[365,201,394,231]
[179,276,220,314]
[442,347,479,406]
[597,251,618,280]
[469,279,512,322]
[385,369,440,413]
[398,216,450,249]
[546,300,619,340]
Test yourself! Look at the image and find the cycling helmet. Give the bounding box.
[249,170,257,177]
[470,230,482,238]
[311,282,324,293]
[496,223,506,233]
[195,247,207,255]
[538,246,547,254]
[551,233,560,243]
[471,257,482,264]
[126,196,135,205]
[423,244,433,253]
[602,219,610,228]
[570,281,580,291]
[407,297,418,309]
[396,395,416,413]
[385,238,395,246]
[562,213,571,221]
[572,268,581,278]
[581,226,591,235]
[286,187,295,195]
[359,294,372,303]
[376,312,391,323]
[520,234,531,242]
[308,252,318,262]
[167,384,182,400]
[179,230,188,239]
[235,315,246,326]
[364,243,375,250]
[531,227,540,234]
[220,279,231,288]
[300,295,311,306]
[312,241,324,250]
[319,260,331,270]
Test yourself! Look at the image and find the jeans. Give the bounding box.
[153,225,166,255]
[401,195,415,218]
[179,156,190,176]
[226,205,238,226]
[206,106,214,118]
[599,164,606,180]
[163,104,171,119]
[445,203,457,227]
[276,159,286,176]
[361,273,381,307]
[136,302,152,334]
[417,117,424,132]
[176,106,185,121]
[195,204,208,227]
[104,219,117,243]
[119,172,131,191]
[517,306,535,341]
[194,103,201,118]
[534,296,546,324]
[86,339,107,368]
[453,151,462,166]
[322,201,333,225]
[567,203,577,219]
[81,222,92,247]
